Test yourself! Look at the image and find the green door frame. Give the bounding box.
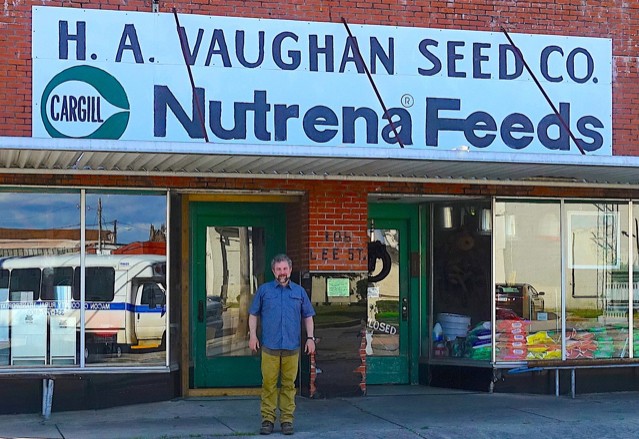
[368,203,421,384]
[190,201,286,388]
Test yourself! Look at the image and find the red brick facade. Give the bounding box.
[2,1,639,273]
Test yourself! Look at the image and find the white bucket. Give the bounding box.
[437,313,471,341]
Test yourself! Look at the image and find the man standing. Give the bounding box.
[249,254,316,436]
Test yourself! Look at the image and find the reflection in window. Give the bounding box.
[205,226,265,358]
[367,229,400,357]
[431,202,491,360]
[0,190,167,368]
[565,202,629,360]
[494,201,561,362]
[85,192,167,366]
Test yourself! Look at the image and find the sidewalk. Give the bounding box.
[2,386,639,439]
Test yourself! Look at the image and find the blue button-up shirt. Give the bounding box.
[249,280,315,351]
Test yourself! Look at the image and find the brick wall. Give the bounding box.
[2,1,638,153]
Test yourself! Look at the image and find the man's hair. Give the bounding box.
[271,254,292,270]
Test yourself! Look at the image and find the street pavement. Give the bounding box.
[1,386,639,439]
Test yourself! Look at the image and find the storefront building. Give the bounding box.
[2,1,639,413]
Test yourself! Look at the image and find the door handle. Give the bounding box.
[401,297,408,321]
[198,300,204,323]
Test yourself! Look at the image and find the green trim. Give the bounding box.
[190,202,286,388]
[368,203,420,384]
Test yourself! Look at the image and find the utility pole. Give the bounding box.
[97,198,102,253]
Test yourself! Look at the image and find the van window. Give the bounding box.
[0,269,8,289]
[41,267,74,300]
[73,267,115,301]
[9,268,41,301]
[140,283,165,307]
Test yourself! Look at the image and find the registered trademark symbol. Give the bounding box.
[401,94,414,108]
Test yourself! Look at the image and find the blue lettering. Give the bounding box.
[499,44,523,80]
[576,115,604,151]
[236,30,265,68]
[538,102,570,150]
[58,21,86,61]
[309,35,335,72]
[541,46,563,83]
[339,37,365,73]
[418,39,441,76]
[567,48,594,84]
[382,108,413,146]
[303,106,338,143]
[447,41,465,78]
[153,85,206,139]
[464,111,496,148]
[273,32,300,70]
[205,29,232,67]
[115,24,144,63]
[370,37,394,75]
[343,107,378,144]
[500,113,534,149]
[178,27,204,66]
[473,43,491,79]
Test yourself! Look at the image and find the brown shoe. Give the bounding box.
[281,422,294,435]
[260,420,274,435]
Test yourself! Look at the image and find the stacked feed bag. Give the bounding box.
[495,320,528,361]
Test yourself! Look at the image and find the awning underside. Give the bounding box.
[2,137,639,186]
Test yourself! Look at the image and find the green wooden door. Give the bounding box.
[367,203,420,385]
[191,202,285,388]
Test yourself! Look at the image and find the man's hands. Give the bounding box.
[249,335,260,353]
[304,339,316,354]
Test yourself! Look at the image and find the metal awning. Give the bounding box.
[2,136,639,188]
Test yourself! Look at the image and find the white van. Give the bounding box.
[0,253,166,362]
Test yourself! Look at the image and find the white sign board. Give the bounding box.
[32,7,612,155]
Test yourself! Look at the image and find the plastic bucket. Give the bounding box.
[437,313,471,341]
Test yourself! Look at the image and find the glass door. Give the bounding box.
[191,202,285,388]
[367,204,419,384]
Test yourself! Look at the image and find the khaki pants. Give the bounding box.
[260,350,299,424]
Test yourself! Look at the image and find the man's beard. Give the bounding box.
[277,275,289,284]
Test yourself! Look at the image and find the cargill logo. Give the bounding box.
[40,66,130,139]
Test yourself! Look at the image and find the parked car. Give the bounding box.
[496,283,545,320]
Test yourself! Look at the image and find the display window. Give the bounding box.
[431,198,639,365]
[0,190,168,368]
